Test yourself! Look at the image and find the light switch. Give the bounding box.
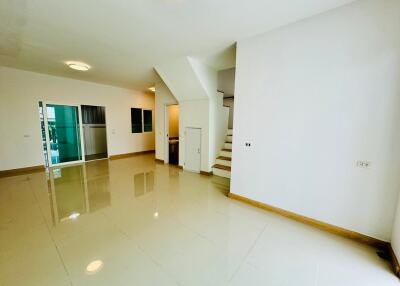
[356,161,371,168]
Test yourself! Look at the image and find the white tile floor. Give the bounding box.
[0,154,397,285]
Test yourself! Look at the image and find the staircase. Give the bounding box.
[212,129,233,178]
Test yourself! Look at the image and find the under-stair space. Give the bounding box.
[213,129,233,178]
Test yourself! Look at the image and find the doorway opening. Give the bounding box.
[81,105,108,161]
[39,102,108,168]
[39,102,84,167]
[165,104,179,165]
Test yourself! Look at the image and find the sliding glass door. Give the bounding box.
[43,103,85,167]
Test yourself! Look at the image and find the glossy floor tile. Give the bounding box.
[0,154,397,286]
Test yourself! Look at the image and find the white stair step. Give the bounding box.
[220,150,232,157]
[213,167,231,178]
[224,142,232,149]
[216,158,231,167]
[226,135,232,143]
[227,129,233,136]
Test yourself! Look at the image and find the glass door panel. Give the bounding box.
[45,104,83,165]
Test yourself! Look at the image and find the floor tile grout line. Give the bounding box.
[227,222,269,285]
[135,243,184,286]
[26,175,74,286]
[173,214,217,243]
[165,204,270,285]
[99,209,183,286]
[172,203,267,254]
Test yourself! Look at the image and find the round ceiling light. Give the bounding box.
[86,260,103,274]
[66,61,91,71]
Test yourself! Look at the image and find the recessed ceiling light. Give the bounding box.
[153,212,159,219]
[66,61,91,71]
[86,260,103,274]
[148,87,156,92]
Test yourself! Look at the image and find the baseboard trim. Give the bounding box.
[388,244,400,277]
[0,165,45,178]
[228,193,387,249]
[200,171,213,176]
[155,158,164,164]
[109,150,155,160]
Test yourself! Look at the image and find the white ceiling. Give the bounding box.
[0,0,355,91]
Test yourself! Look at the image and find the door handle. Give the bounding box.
[197,148,200,154]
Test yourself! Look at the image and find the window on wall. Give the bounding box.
[143,110,152,132]
[131,108,142,133]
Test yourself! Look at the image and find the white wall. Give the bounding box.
[154,73,211,171]
[155,76,178,162]
[218,68,235,129]
[232,0,400,241]
[189,58,229,170]
[223,98,234,129]
[155,91,212,171]
[155,59,229,172]
[0,67,155,171]
[189,57,218,99]
[209,92,229,168]
[179,99,210,172]
[218,68,235,97]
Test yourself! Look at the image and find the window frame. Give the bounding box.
[143,109,153,133]
[131,108,143,133]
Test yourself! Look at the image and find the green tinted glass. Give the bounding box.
[46,104,82,164]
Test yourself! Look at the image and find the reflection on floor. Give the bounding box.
[134,171,154,198]
[48,163,111,224]
[0,154,397,286]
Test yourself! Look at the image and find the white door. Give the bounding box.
[185,128,201,173]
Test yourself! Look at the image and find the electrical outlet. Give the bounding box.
[356,161,371,168]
